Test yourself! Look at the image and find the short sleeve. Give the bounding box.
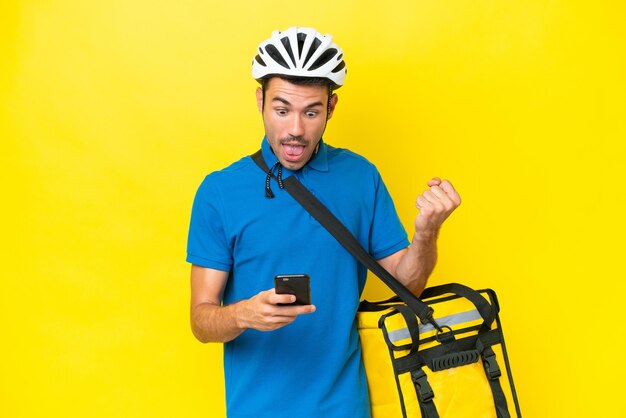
[369,170,409,259]
[186,176,233,271]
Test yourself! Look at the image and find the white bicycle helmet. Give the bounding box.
[252,27,347,88]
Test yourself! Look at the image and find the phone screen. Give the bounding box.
[274,274,311,305]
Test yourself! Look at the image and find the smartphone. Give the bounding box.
[274,274,311,305]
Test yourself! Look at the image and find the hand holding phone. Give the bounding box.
[274,274,311,305]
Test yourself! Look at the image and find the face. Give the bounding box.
[256,77,338,170]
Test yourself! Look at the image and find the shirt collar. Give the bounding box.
[260,137,329,173]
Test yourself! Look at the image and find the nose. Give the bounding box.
[288,114,304,137]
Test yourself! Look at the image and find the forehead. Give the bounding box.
[264,78,328,105]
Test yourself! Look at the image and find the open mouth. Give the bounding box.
[281,143,306,160]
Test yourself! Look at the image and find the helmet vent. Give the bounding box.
[297,33,307,59]
[309,48,337,71]
[255,55,266,66]
[265,44,290,69]
[303,37,322,66]
[331,60,345,73]
[280,37,297,67]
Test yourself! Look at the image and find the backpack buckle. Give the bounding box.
[411,368,434,403]
[482,348,502,380]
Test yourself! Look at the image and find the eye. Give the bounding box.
[305,111,318,118]
[276,108,288,116]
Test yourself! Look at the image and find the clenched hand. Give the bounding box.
[414,177,461,238]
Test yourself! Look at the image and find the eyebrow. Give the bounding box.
[272,96,324,109]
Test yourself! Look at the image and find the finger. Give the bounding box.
[429,186,454,208]
[258,316,297,331]
[262,289,295,305]
[261,307,316,330]
[427,177,442,187]
[265,306,315,328]
[429,186,449,200]
[421,190,445,209]
[265,289,316,312]
[280,304,317,315]
[268,292,297,305]
[416,195,429,209]
[439,180,461,205]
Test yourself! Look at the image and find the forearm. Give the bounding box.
[190,288,315,343]
[395,231,438,296]
[392,176,460,295]
[191,301,246,344]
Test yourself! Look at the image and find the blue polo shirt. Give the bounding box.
[187,137,409,418]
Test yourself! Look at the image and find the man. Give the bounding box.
[187,27,461,418]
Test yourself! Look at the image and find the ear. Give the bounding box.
[327,93,338,120]
[256,87,263,113]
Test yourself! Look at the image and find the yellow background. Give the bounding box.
[1,1,625,417]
